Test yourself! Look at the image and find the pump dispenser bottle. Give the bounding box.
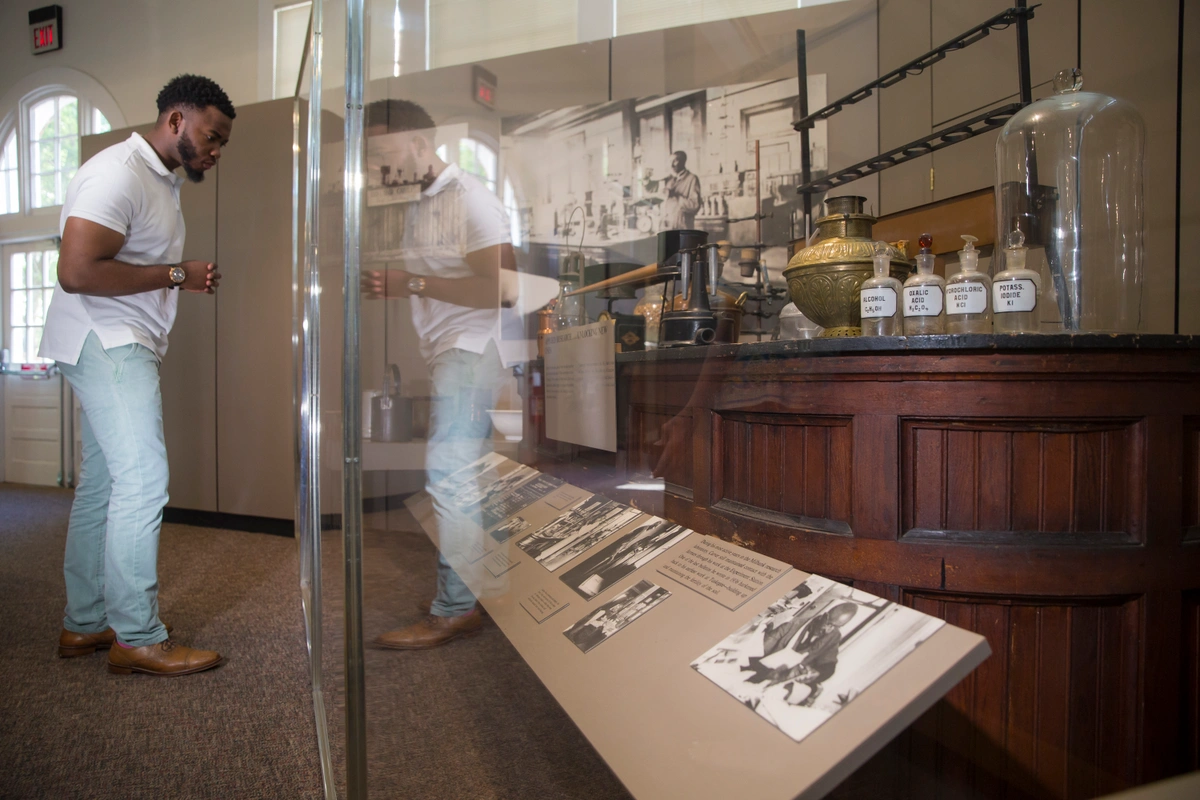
[902,233,945,335]
[992,230,1041,333]
[945,235,992,333]
[860,241,903,336]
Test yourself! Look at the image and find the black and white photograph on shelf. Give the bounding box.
[430,451,508,496]
[563,580,671,654]
[691,574,946,744]
[559,518,691,599]
[516,495,643,572]
[479,472,566,531]
[488,515,531,544]
[454,464,536,515]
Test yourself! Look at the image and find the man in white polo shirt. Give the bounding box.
[40,75,234,676]
[361,99,511,650]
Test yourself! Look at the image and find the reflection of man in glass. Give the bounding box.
[659,150,702,230]
[362,100,509,650]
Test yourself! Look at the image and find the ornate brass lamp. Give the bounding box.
[783,196,913,337]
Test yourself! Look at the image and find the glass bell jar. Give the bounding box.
[995,68,1145,332]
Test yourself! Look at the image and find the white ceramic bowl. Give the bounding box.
[487,409,523,442]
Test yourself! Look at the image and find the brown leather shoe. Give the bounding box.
[59,622,173,658]
[107,640,224,676]
[416,600,488,618]
[375,612,484,650]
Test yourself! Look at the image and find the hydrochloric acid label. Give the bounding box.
[860,287,897,319]
[947,284,988,315]
[903,285,943,317]
[993,279,1037,313]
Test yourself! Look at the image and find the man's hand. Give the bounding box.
[361,269,413,299]
[181,261,220,294]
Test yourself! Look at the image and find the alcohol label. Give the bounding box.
[946,283,988,315]
[993,279,1037,313]
[860,287,897,319]
[903,284,944,317]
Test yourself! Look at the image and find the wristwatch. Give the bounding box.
[168,264,186,289]
[406,275,426,296]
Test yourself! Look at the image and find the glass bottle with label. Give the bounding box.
[945,235,992,334]
[992,229,1041,333]
[902,233,945,335]
[859,241,902,336]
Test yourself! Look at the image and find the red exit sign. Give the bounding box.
[472,65,497,111]
[29,5,63,55]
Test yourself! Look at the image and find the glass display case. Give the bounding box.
[293,3,1200,799]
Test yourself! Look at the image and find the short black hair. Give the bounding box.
[673,151,688,164]
[156,75,236,120]
[365,99,435,134]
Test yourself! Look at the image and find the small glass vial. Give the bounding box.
[860,241,902,336]
[945,235,992,333]
[902,233,945,335]
[992,229,1041,333]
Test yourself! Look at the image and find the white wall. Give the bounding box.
[0,0,263,131]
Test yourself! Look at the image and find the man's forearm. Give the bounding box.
[59,258,176,297]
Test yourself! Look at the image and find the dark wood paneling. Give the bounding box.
[906,593,1142,799]
[902,419,1145,543]
[629,404,692,491]
[567,342,1200,797]
[712,412,853,534]
[1185,591,1200,772]
[1185,419,1200,541]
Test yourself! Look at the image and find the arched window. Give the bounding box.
[0,87,112,217]
[435,135,524,248]
[0,133,17,215]
[503,177,522,249]
[1,70,122,365]
[436,135,497,192]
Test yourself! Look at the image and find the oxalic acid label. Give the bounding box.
[903,284,943,317]
[993,279,1037,313]
[860,287,897,319]
[946,284,988,315]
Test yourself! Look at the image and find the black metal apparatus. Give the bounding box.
[655,228,709,318]
[792,3,1039,197]
[660,244,721,347]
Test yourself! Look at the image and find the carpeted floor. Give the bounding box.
[318,503,635,800]
[0,483,634,800]
[0,483,323,800]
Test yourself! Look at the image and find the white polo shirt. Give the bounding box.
[39,132,185,364]
[401,163,510,362]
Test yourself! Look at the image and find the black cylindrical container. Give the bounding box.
[656,229,708,268]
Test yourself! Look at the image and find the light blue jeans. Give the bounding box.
[57,331,170,647]
[426,342,503,617]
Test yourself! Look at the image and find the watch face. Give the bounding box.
[170,266,186,285]
[407,276,425,294]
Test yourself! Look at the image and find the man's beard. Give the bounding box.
[177,136,205,183]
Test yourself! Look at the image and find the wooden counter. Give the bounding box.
[528,334,1200,799]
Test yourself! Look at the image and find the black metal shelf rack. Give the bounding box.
[791,2,1038,215]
